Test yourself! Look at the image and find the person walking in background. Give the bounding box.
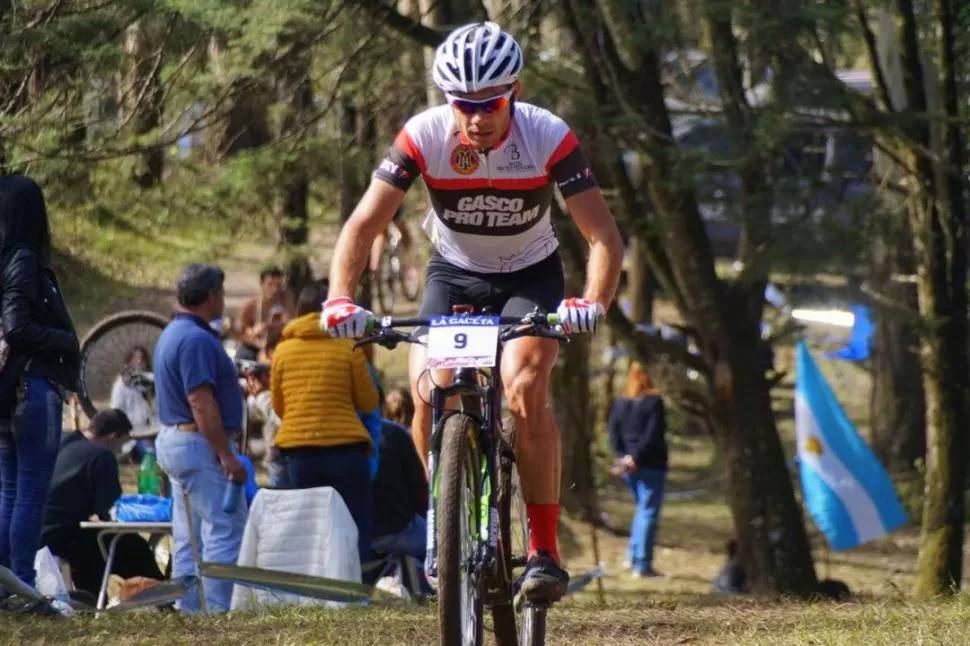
[154,264,248,614]
[0,176,80,611]
[607,361,668,578]
[270,283,380,562]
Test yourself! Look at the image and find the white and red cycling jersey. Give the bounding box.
[373,102,598,274]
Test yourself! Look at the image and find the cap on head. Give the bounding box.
[432,21,523,94]
[177,263,225,308]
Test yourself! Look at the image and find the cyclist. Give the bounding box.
[369,204,417,285]
[321,21,623,603]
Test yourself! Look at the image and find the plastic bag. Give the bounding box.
[34,547,70,600]
[115,493,172,522]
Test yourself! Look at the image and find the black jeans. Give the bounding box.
[47,530,165,597]
[279,443,373,562]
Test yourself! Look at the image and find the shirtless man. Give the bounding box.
[233,266,294,361]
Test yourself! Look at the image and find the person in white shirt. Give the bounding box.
[110,346,155,460]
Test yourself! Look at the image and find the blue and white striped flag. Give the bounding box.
[795,341,908,551]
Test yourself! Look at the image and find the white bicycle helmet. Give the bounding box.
[432,22,523,94]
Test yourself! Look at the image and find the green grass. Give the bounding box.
[5,599,970,645]
[49,200,266,334]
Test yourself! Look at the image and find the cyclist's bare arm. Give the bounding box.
[328,179,406,299]
[562,187,624,308]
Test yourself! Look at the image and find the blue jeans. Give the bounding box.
[623,468,666,574]
[0,377,63,589]
[372,515,426,560]
[280,443,372,562]
[156,426,247,613]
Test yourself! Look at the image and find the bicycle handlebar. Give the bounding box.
[352,309,566,351]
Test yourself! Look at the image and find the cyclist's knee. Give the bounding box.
[503,365,548,416]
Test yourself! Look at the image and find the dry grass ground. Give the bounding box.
[31,224,967,644]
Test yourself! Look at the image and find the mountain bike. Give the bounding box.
[354,307,568,646]
[373,222,420,314]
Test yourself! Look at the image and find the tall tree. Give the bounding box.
[912,0,968,596]
[557,0,819,594]
[119,18,165,187]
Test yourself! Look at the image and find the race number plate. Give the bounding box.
[426,315,500,369]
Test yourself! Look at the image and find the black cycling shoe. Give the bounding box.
[518,551,569,603]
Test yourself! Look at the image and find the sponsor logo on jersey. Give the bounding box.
[496,142,536,173]
[379,158,411,181]
[450,144,480,175]
[440,195,542,229]
[557,167,594,189]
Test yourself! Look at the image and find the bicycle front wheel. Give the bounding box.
[437,413,485,646]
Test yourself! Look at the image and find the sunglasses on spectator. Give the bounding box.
[445,88,515,115]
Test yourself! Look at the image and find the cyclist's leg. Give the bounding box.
[495,251,569,600]
[409,255,491,471]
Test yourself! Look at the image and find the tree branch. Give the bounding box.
[852,0,895,112]
[357,0,445,48]
[607,302,711,376]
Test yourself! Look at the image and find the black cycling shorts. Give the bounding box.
[418,249,566,319]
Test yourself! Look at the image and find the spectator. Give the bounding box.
[154,263,247,614]
[383,387,415,429]
[245,329,283,486]
[371,419,427,561]
[41,410,164,600]
[271,283,380,561]
[607,361,668,578]
[110,345,154,462]
[0,176,80,604]
[233,265,294,362]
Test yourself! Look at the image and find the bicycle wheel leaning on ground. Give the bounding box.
[77,310,169,421]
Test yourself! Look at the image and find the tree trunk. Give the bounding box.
[559,0,818,595]
[206,34,272,159]
[275,33,314,294]
[552,202,599,520]
[625,236,656,323]
[120,20,164,188]
[868,217,925,473]
[913,0,968,597]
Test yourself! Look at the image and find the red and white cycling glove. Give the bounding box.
[555,298,605,334]
[320,297,372,338]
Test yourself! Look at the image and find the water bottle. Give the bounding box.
[137,446,162,495]
[222,480,243,513]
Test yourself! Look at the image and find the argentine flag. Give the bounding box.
[795,341,908,551]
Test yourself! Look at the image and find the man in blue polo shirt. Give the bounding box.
[154,263,247,613]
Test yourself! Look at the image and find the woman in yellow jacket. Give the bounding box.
[270,283,380,560]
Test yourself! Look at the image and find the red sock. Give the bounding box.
[526,503,560,563]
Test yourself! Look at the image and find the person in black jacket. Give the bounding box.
[607,361,668,578]
[0,176,80,595]
[371,419,428,560]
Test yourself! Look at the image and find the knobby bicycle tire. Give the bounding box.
[77,310,169,420]
[437,413,485,646]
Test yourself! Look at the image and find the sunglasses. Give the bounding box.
[445,88,514,115]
